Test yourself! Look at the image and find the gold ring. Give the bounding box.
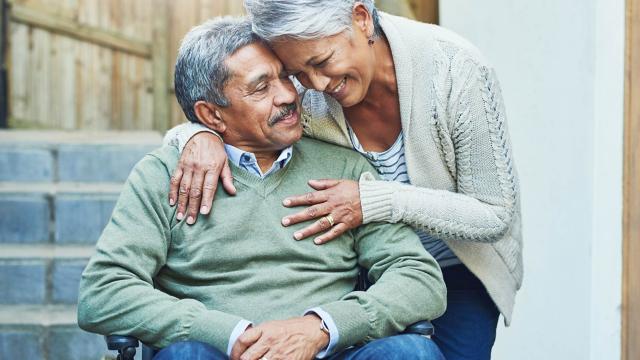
[325,214,335,227]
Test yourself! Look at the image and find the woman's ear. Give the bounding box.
[194,101,227,134]
[352,2,373,36]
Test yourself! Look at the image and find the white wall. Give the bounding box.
[439,1,625,359]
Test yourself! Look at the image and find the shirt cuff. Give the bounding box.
[226,319,253,357]
[304,307,339,358]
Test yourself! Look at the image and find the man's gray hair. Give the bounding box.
[243,0,382,42]
[174,16,264,123]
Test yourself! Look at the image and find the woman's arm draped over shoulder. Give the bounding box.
[360,60,519,244]
[163,121,219,152]
[163,122,235,223]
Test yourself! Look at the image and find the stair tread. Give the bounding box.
[0,305,77,326]
[0,130,162,145]
[0,182,123,194]
[0,244,94,259]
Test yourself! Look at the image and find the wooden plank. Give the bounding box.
[95,0,112,130]
[623,0,640,358]
[57,35,76,129]
[224,0,245,16]
[408,0,439,24]
[31,27,51,127]
[378,0,415,19]
[138,55,153,130]
[9,1,151,58]
[152,0,169,131]
[1,0,7,128]
[7,23,29,127]
[168,0,191,126]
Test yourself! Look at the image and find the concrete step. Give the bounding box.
[0,130,162,183]
[0,183,122,245]
[0,245,94,305]
[0,305,114,360]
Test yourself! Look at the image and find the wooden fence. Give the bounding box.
[0,0,436,131]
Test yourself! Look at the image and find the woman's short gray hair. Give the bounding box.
[174,16,263,123]
[244,0,382,42]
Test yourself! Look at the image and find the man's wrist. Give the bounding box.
[193,130,223,144]
[227,319,253,356]
[304,314,330,352]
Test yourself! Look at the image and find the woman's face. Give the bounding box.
[269,8,376,108]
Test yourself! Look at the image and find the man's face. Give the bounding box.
[219,43,302,153]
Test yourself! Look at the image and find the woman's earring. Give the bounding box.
[368,36,375,46]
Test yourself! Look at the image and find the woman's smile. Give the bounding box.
[327,76,348,101]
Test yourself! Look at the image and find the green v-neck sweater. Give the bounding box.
[78,137,446,354]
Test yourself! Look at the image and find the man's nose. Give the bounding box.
[274,79,297,106]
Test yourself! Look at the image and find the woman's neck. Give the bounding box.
[362,34,398,108]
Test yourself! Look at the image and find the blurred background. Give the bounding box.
[0,0,437,131]
[0,0,637,360]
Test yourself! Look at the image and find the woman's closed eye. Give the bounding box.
[313,56,331,68]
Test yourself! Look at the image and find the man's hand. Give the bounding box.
[230,315,330,360]
[169,132,236,225]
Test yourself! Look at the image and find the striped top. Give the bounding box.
[347,125,461,268]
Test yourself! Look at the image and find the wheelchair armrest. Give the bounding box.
[402,320,434,336]
[105,335,139,360]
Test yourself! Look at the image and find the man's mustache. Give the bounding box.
[268,103,298,127]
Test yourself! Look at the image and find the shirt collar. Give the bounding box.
[224,144,293,178]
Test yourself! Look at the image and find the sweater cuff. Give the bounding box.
[359,174,396,224]
[189,309,245,354]
[317,300,370,351]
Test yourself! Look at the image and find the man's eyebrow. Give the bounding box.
[246,73,270,89]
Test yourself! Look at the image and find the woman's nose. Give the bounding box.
[307,71,331,92]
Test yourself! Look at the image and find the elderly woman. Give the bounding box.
[165,1,522,359]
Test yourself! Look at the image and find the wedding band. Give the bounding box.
[260,358,269,360]
[324,214,335,227]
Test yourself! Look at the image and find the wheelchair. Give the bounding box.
[105,269,435,360]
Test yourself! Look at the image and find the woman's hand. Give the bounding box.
[281,179,362,244]
[169,132,236,224]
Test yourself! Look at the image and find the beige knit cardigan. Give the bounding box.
[167,12,523,326]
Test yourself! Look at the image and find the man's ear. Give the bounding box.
[194,101,227,134]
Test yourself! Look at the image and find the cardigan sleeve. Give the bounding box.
[359,62,519,243]
[163,121,220,152]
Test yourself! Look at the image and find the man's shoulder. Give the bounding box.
[125,146,179,189]
[293,137,375,181]
[294,137,365,164]
[144,145,180,173]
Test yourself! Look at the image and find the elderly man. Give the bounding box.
[77,17,445,360]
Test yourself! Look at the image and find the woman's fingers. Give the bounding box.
[290,210,334,240]
[314,223,349,245]
[169,167,184,206]
[176,169,193,221]
[185,169,206,224]
[307,179,340,190]
[199,162,236,216]
[282,204,329,227]
[282,190,328,207]
[220,161,237,195]
[282,179,362,243]
[171,131,232,222]
[200,170,217,215]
